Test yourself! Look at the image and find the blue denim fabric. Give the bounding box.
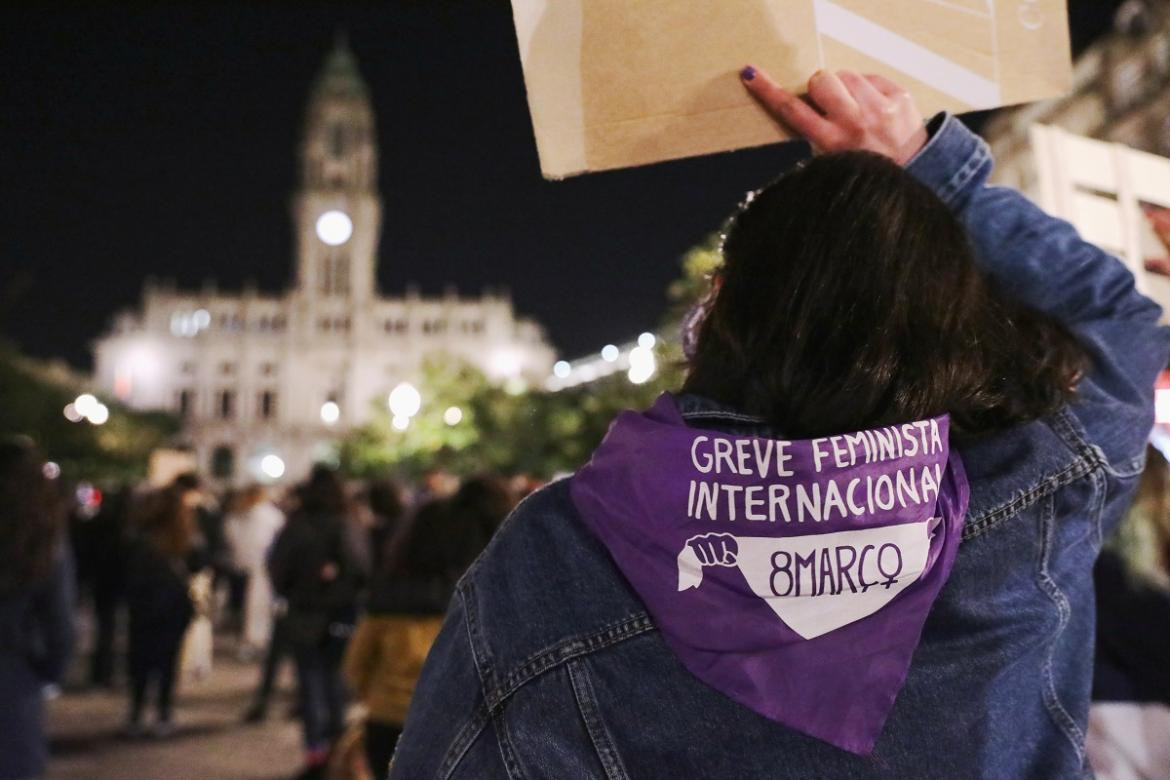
[389,116,1170,779]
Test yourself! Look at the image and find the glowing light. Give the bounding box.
[627,345,657,385]
[320,401,340,425]
[504,377,527,396]
[259,454,286,479]
[193,309,211,329]
[553,360,571,378]
[392,414,410,431]
[444,406,463,426]
[315,210,353,246]
[87,403,110,425]
[74,394,99,417]
[63,404,83,423]
[388,382,421,418]
[638,332,657,349]
[1158,388,1170,424]
[42,462,61,480]
[601,344,619,362]
[489,349,523,378]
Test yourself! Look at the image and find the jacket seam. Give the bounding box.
[567,659,632,780]
[681,409,768,424]
[489,708,527,780]
[961,409,1104,541]
[487,613,656,710]
[436,702,493,780]
[435,585,506,780]
[1035,492,1087,759]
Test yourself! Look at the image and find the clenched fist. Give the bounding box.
[688,533,739,567]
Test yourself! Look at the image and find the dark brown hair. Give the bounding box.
[135,483,196,559]
[0,437,62,593]
[684,151,1087,438]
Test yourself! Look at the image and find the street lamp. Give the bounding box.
[388,382,421,418]
[320,400,340,425]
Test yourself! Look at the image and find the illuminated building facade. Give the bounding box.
[93,39,554,483]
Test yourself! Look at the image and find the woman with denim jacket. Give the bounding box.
[390,69,1170,778]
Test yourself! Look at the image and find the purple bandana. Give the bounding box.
[570,393,968,755]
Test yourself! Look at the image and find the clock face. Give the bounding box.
[315,210,353,246]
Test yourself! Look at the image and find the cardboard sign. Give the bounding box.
[510,0,1072,178]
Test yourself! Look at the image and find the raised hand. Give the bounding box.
[740,67,928,166]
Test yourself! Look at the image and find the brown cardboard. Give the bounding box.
[510,0,1072,178]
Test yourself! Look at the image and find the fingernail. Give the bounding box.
[740,65,756,82]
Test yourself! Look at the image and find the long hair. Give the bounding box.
[298,464,350,519]
[135,483,196,559]
[683,151,1087,439]
[0,437,63,594]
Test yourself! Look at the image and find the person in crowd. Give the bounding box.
[123,472,207,738]
[243,485,302,723]
[346,476,515,778]
[1087,444,1170,773]
[87,483,132,687]
[224,484,285,658]
[364,478,406,575]
[269,465,367,779]
[390,69,1170,777]
[0,438,75,780]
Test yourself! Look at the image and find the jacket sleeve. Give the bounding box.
[29,541,76,683]
[389,589,508,778]
[342,617,378,700]
[907,114,1170,462]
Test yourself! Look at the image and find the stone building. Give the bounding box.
[93,39,555,483]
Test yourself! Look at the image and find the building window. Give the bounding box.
[210,445,235,480]
[176,389,194,418]
[260,362,277,376]
[180,361,195,375]
[258,390,277,421]
[271,315,286,332]
[329,123,346,158]
[217,389,237,420]
[220,362,236,376]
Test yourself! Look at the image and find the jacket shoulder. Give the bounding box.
[459,479,652,692]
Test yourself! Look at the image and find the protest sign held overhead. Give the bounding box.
[510,0,1073,177]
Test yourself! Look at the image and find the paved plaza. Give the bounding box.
[46,644,304,780]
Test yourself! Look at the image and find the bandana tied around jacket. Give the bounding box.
[570,394,969,755]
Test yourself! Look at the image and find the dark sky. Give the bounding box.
[1,1,1124,369]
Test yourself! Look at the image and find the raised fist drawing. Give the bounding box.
[687,533,739,567]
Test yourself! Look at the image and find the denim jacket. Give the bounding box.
[390,116,1170,779]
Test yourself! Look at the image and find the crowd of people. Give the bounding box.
[1,436,529,780]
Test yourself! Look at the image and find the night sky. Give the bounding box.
[1,1,1124,369]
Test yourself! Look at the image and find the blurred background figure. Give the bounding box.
[269,465,368,780]
[122,473,207,738]
[1088,445,1170,775]
[0,437,75,780]
[344,475,515,778]
[224,484,285,659]
[363,479,406,576]
[84,485,132,689]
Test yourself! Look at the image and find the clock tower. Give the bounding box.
[294,35,380,302]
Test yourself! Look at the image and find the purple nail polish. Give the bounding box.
[740,66,756,82]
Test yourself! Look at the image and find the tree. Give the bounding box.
[0,343,178,482]
[337,233,724,481]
